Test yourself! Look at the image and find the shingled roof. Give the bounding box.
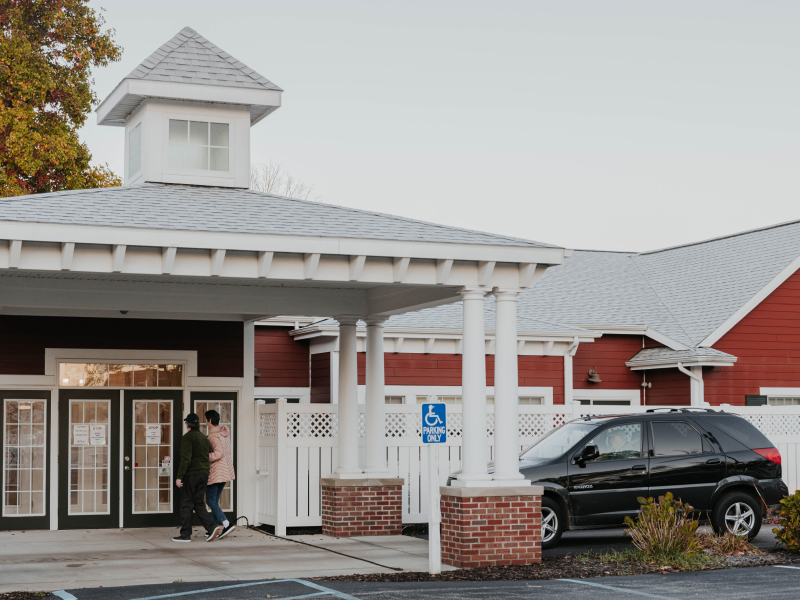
[0,183,555,248]
[383,219,800,350]
[125,26,282,91]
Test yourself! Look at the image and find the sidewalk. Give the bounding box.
[0,527,448,593]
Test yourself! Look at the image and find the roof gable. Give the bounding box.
[126,26,281,91]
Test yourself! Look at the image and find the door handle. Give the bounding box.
[706,458,721,465]
[124,466,131,471]
[632,465,647,471]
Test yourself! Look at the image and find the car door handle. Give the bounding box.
[632,465,647,471]
[706,458,721,465]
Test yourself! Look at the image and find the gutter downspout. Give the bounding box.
[564,336,580,406]
[677,362,705,407]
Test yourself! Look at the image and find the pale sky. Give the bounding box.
[82,1,800,252]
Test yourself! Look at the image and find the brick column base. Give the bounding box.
[320,478,404,537]
[440,485,543,568]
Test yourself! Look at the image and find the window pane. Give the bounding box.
[168,144,188,169]
[706,415,773,449]
[189,121,209,145]
[587,423,642,461]
[210,123,229,147]
[652,422,703,456]
[129,123,141,176]
[188,145,208,170]
[209,147,229,171]
[168,120,188,143]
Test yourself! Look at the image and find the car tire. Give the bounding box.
[712,491,762,540]
[541,496,565,549]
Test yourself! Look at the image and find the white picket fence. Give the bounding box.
[255,400,800,534]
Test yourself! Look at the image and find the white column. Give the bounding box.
[690,366,705,406]
[492,289,527,484]
[564,337,579,406]
[240,320,257,519]
[364,316,389,475]
[334,316,362,476]
[454,288,493,487]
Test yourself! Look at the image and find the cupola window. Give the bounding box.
[168,119,229,172]
[128,123,141,176]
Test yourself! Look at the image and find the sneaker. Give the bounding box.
[218,524,236,539]
[172,536,191,543]
[206,525,223,542]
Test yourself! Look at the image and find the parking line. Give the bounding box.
[773,565,800,570]
[120,578,360,600]
[52,593,78,600]
[558,579,681,599]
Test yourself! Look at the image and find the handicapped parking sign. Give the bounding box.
[422,403,446,443]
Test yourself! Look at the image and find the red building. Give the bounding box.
[256,221,800,410]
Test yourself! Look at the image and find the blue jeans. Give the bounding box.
[205,482,227,525]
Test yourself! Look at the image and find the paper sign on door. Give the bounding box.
[146,424,161,445]
[73,424,89,445]
[90,425,106,446]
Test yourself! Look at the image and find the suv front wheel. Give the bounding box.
[541,496,565,549]
[711,491,762,539]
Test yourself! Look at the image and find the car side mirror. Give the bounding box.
[576,444,600,463]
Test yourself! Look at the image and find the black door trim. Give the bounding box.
[58,389,120,530]
[0,390,51,531]
[191,391,238,522]
[122,390,183,528]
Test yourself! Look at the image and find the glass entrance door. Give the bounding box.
[123,390,182,527]
[58,390,119,529]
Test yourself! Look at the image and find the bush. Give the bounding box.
[624,492,700,561]
[698,530,759,555]
[773,490,800,551]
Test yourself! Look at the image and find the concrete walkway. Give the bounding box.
[0,527,448,593]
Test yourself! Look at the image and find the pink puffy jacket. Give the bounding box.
[208,425,236,485]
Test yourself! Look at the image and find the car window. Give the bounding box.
[520,422,598,460]
[652,421,703,456]
[706,416,773,450]
[586,423,642,461]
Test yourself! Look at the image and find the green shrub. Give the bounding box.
[624,492,700,561]
[773,490,800,551]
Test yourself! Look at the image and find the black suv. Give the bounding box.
[460,409,787,549]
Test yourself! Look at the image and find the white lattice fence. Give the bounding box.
[256,401,800,534]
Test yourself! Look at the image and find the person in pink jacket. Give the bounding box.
[204,409,236,539]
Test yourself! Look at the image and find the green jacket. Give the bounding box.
[177,429,211,480]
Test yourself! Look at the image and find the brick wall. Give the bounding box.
[440,493,542,568]
[320,480,403,537]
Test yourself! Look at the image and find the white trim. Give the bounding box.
[188,377,243,388]
[254,387,311,403]
[44,349,199,377]
[700,253,800,347]
[572,388,641,405]
[761,387,800,397]
[370,385,554,406]
[627,356,736,370]
[568,324,688,351]
[0,376,54,387]
[2,398,48,518]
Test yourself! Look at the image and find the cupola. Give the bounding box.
[96,27,282,188]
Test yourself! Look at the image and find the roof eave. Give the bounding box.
[96,79,282,126]
[626,357,737,370]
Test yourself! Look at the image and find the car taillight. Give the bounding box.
[753,447,781,465]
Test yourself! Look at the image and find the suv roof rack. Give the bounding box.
[644,408,719,413]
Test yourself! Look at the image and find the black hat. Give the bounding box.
[184,412,200,424]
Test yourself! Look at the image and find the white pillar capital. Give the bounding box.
[491,287,523,301]
[365,315,389,327]
[335,315,362,326]
[458,287,489,301]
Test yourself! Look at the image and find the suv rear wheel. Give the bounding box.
[712,491,762,539]
[541,496,565,549]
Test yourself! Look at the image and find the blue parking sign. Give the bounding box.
[422,403,447,443]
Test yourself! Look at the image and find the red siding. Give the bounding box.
[520,355,564,404]
[643,368,690,405]
[311,352,331,403]
[706,269,800,405]
[254,327,309,387]
[573,335,643,391]
[0,315,242,378]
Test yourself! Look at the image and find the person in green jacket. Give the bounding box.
[173,413,223,543]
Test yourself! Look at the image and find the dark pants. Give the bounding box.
[206,482,227,525]
[179,474,216,539]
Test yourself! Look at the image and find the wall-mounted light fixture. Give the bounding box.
[588,367,601,384]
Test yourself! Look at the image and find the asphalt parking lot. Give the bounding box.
[53,565,800,600]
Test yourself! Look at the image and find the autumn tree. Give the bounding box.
[0,0,122,197]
